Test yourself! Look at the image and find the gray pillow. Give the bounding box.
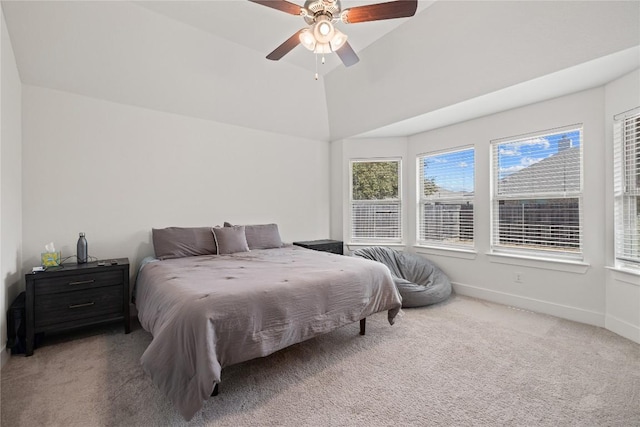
[212,226,250,255]
[152,227,217,260]
[223,222,283,250]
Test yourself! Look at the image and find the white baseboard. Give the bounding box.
[452,282,605,327]
[605,314,640,344]
[1,345,9,370]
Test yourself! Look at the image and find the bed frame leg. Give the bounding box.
[211,383,219,397]
[360,318,366,335]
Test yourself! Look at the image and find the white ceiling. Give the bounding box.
[323,0,640,139]
[358,46,640,138]
[135,0,435,75]
[2,0,338,140]
[2,1,639,140]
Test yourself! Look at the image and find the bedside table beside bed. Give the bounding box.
[25,258,130,356]
[292,239,344,255]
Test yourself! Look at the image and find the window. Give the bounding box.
[491,126,583,257]
[350,159,401,242]
[614,109,640,267]
[417,147,475,248]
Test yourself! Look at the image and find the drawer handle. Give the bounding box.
[68,302,95,309]
[68,280,95,286]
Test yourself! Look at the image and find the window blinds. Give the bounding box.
[614,109,640,265]
[351,201,401,240]
[418,147,475,247]
[491,126,583,255]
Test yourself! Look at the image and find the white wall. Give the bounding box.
[1,8,23,366]
[333,87,630,334]
[21,86,331,287]
[325,1,640,139]
[329,140,344,240]
[2,1,331,141]
[604,69,640,343]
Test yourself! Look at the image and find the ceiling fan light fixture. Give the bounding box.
[314,42,331,54]
[312,16,334,43]
[299,28,316,51]
[329,29,347,51]
[318,21,331,36]
[252,0,419,69]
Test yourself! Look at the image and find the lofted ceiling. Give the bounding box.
[2,1,639,141]
[134,0,435,74]
[1,0,432,141]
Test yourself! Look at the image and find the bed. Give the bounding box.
[135,231,402,420]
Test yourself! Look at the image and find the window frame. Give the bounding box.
[416,145,475,250]
[613,108,640,269]
[490,125,584,260]
[349,158,403,244]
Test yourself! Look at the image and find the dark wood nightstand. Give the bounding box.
[25,258,130,356]
[293,240,344,255]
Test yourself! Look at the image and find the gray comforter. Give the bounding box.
[135,245,402,420]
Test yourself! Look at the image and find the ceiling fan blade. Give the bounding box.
[342,0,418,24]
[249,0,303,16]
[266,29,304,61]
[336,42,359,67]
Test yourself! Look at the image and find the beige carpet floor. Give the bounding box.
[1,295,639,426]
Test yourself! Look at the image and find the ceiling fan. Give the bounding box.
[249,0,418,69]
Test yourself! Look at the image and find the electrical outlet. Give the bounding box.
[514,272,523,283]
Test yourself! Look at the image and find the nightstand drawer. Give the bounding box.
[34,270,123,296]
[35,285,123,328]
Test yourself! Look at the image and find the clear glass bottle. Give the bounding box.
[77,232,88,264]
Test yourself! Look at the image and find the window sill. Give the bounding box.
[414,245,477,260]
[606,266,640,286]
[346,242,405,250]
[487,251,590,273]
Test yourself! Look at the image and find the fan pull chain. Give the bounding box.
[315,53,319,80]
[313,54,326,80]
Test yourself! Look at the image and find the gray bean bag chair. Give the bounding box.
[352,247,452,308]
